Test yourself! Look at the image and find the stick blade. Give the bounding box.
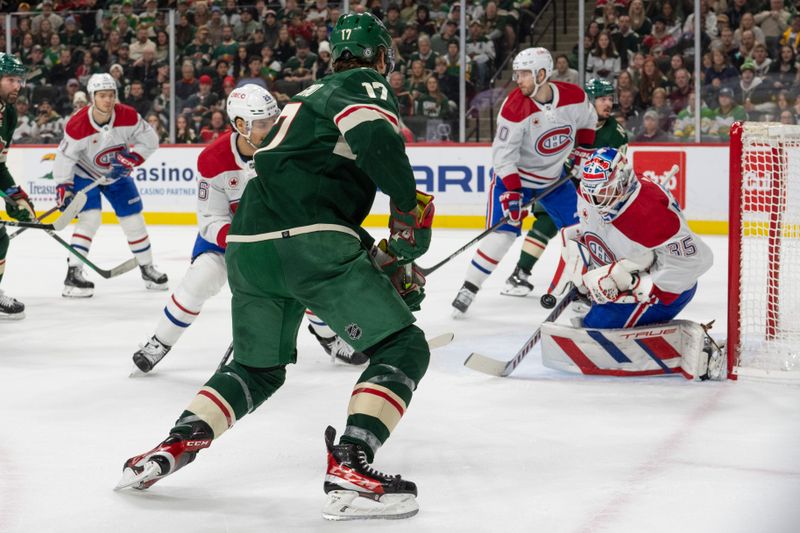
[50,193,88,231]
[427,332,454,350]
[107,258,139,278]
[464,352,510,376]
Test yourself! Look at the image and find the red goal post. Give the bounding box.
[728,122,800,380]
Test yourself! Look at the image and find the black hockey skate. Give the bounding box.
[501,266,534,297]
[62,265,94,298]
[115,421,212,491]
[132,336,172,374]
[322,426,418,520]
[307,325,369,365]
[0,290,25,320]
[140,264,168,290]
[451,282,478,318]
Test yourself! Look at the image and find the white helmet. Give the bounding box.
[512,47,553,88]
[87,73,117,102]
[226,84,280,134]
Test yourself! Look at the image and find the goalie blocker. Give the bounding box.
[541,320,726,381]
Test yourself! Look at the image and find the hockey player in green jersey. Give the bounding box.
[0,53,33,319]
[502,77,627,297]
[117,13,434,521]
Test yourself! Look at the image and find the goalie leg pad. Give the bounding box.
[541,320,706,379]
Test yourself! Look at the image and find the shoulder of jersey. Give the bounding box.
[611,178,681,248]
[112,103,141,127]
[552,81,588,108]
[500,87,539,122]
[197,132,237,179]
[64,106,95,140]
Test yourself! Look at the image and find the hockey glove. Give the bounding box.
[371,239,426,311]
[115,149,146,169]
[499,190,527,225]
[56,181,74,209]
[387,190,434,263]
[583,260,655,305]
[4,186,35,221]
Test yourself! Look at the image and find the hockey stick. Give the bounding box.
[8,206,61,240]
[215,333,456,372]
[417,174,573,276]
[0,178,108,231]
[464,286,579,377]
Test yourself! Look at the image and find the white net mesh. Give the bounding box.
[736,123,800,376]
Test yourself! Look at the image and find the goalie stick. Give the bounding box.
[215,333,456,371]
[417,174,573,276]
[464,287,579,377]
[0,178,106,231]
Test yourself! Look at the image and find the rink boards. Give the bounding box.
[5,143,730,234]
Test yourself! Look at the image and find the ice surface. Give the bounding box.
[1,225,798,533]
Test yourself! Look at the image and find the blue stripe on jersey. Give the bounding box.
[72,244,90,253]
[587,330,632,363]
[132,245,151,254]
[470,260,492,275]
[164,307,191,328]
[307,316,326,326]
[634,339,673,373]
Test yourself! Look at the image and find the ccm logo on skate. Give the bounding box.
[583,233,616,265]
[186,440,212,448]
[535,126,573,156]
[94,145,125,168]
[619,328,677,339]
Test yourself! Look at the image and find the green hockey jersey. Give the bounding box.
[0,102,18,191]
[231,67,417,239]
[593,115,628,150]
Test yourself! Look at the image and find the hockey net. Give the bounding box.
[728,122,800,379]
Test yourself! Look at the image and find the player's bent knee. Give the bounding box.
[216,360,287,414]
[77,209,102,231]
[181,253,227,300]
[364,324,430,386]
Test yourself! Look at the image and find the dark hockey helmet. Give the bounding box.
[331,12,394,72]
[584,78,615,101]
[0,53,27,78]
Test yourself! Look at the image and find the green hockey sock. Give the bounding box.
[518,213,557,273]
[0,228,8,285]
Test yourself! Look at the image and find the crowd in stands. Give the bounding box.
[572,0,800,142]
[2,0,540,144]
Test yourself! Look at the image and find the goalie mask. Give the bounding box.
[580,147,637,222]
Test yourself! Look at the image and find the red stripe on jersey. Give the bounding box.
[216,224,229,248]
[576,128,596,146]
[351,387,405,416]
[553,336,672,376]
[624,303,650,328]
[335,105,399,127]
[499,88,539,123]
[524,237,546,250]
[171,295,200,316]
[652,283,681,305]
[128,236,149,245]
[73,233,93,242]
[198,390,233,428]
[638,337,682,361]
[612,179,681,248]
[476,249,499,265]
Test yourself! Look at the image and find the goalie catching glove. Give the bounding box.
[388,190,434,262]
[582,259,655,305]
[371,240,426,312]
[3,186,35,221]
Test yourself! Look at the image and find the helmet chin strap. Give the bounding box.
[234,122,259,151]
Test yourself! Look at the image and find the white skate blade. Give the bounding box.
[62,286,93,298]
[427,332,454,350]
[114,461,161,491]
[0,311,25,320]
[144,280,169,291]
[322,490,419,521]
[128,364,155,378]
[451,307,466,319]
[500,285,532,297]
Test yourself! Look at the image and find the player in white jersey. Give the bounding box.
[53,73,166,297]
[132,84,366,374]
[566,147,713,328]
[451,47,597,316]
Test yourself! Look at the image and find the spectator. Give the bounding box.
[400,0,418,23]
[415,5,437,37]
[651,87,673,130]
[260,48,282,84]
[779,109,796,124]
[755,0,790,50]
[638,56,668,108]
[72,90,89,115]
[628,0,651,38]
[551,54,579,84]
[278,38,317,95]
[669,67,692,114]
[716,26,739,65]
[384,4,406,40]
[310,24,329,55]
[431,20,457,57]
[115,16,135,44]
[91,12,114,44]
[618,87,642,131]
[312,41,332,80]
[634,108,669,141]
[660,2,682,40]
[154,30,169,63]
[733,29,757,67]
[406,59,429,99]
[239,56,268,89]
[12,95,36,144]
[398,22,420,59]
[587,30,621,83]
[482,2,515,64]
[596,3,617,32]
[74,49,97,88]
[735,12,766,47]
[146,112,169,143]
[611,15,641,69]
[214,25,239,64]
[36,18,55,48]
[233,45,250,79]
[60,16,86,49]
[704,47,739,105]
[263,10,281,45]
[54,77,81,116]
[44,33,63,68]
[222,0,241,27]
[389,70,415,117]
[175,61,199,105]
[31,98,64,143]
[193,1,211,28]
[726,0,748,32]
[273,25,296,66]
[119,0,140,30]
[48,46,74,86]
[199,109,231,143]
[416,75,453,119]
[780,15,800,54]
[175,12,194,49]
[25,45,49,86]
[750,43,772,78]
[222,75,237,99]
[307,0,331,25]
[151,81,171,126]
[186,74,220,116]
[767,45,797,91]
[287,10,314,44]
[410,34,439,71]
[432,56,458,101]
[32,0,63,35]
[627,51,645,87]
[683,0,717,39]
[775,90,793,116]
[109,63,128,98]
[740,60,776,119]
[711,87,746,140]
[672,91,715,140]
[617,69,638,99]
[642,15,677,55]
[139,0,159,28]
[233,8,259,42]
[466,20,495,88]
[115,43,134,76]
[125,80,152,119]
[666,53,686,87]
[132,47,158,90]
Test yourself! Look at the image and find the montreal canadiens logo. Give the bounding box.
[94,145,125,168]
[535,126,573,156]
[581,157,611,192]
[583,232,616,266]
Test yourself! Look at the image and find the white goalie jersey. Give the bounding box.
[196,131,256,249]
[577,178,713,304]
[493,82,597,189]
[52,104,158,183]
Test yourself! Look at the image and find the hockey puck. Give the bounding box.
[540,293,557,309]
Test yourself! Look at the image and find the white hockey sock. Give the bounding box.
[465,231,516,289]
[306,310,335,338]
[119,214,153,266]
[68,209,101,267]
[154,253,226,347]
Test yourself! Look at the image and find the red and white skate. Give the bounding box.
[114,433,211,491]
[322,426,419,520]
